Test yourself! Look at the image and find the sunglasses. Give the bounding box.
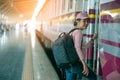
[76,18,89,22]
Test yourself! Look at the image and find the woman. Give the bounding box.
[65,12,97,80]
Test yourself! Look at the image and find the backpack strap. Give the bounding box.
[68,28,79,34]
[58,28,79,39]
[58,32,66,38]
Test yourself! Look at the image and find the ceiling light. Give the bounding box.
[19,14,24,18]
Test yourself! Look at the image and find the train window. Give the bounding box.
[55,0,57,16]
[68,0,73,10]
[62,0,65,13]
[76,0,84,11]
[55,0,62,16]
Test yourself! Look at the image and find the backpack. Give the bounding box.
[51,28,79,69]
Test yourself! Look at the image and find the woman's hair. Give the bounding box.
[74,21,77,26]
[74,19,80,26]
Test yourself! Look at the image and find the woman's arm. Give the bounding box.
[85,33,98,48]
[72,30,89,76]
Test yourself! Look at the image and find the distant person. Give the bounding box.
[65,12,97,80]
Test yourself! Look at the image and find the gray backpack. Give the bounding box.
[52,28,79,69]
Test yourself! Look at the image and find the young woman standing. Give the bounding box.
[65,12,97,80]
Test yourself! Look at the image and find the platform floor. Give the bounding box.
[0,28,59,80]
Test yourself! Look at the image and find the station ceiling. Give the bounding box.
[0,0,38,24]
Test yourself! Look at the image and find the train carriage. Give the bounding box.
[36,0,120,80]
[99,0,120,80]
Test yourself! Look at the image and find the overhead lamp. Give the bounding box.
[19,14,24,18]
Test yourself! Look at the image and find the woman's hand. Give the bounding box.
[81,60,89,76]
[82,63,89,76]
[92,33,98,40]
[85,33,98,48]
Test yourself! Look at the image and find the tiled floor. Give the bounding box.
[0,29,26,80]
[22,33,34,80]
[0,28,59,80]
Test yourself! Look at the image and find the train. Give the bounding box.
[35,0,120,80]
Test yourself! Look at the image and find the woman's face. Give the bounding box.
[77,19,89,30]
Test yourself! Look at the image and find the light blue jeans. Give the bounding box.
[65,62,97,80]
